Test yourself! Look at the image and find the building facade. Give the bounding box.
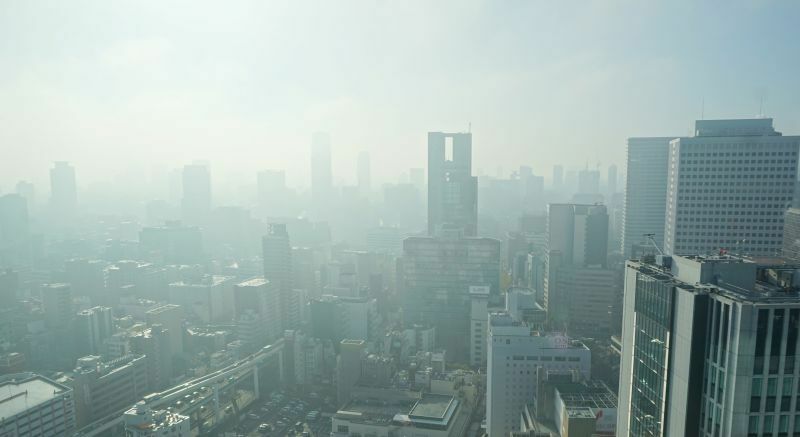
[620,137,673,257]
[401,232,501,363]
[487,312,591,437]
[618,254,800,436]
[664,118,800,257]
[0,373,76,436]
[427,132,478,237]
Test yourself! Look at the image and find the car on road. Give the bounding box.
[258,423,272,434]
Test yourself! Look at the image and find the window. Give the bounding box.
[748,416,759,433]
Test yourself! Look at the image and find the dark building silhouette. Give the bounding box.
[427,132,477,236]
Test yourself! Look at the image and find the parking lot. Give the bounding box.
[225,389,334,437]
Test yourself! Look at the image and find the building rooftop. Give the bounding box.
[553,380,617,410]
[408,393,454,420]
[236,277,268,287]
[630,255,800,304]
[337,393,458,429]
[0,373,70,420]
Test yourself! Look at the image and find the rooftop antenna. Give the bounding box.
[468,122,471,134]
[701,97,705,120]
[758,93,765,118]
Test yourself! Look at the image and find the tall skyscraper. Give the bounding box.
[617,254,800,436]
[620,137,674,257]
[263,223,298,329]
[75,306,114,357]
[130,324,173,391]
[664,118,800,257]
[49,161,77,215]
[553,165,564,191]
[336,339,365,405]
[486,312,591,437]
[311,132,333,204]
[42,283,73,330]
[145,304,184,356]
[607,163,618,195]
[401,229,501,362]
[357,151,371,195]
[234,277,281,343]
[427,132,478,236]
[180,164,211,224]
[544,204,615,333]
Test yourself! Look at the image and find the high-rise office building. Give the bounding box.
[357,151,371,195]
[336,339,365,405]
[180,164,211,224]
[0,373,76,436]
[544,204,614,333]
[42,283,73,330]
[263,223,299,329]
[782,208,800,263]
[664,118,800,257]
[75,306,114,357]
[234,277,281,343]
[401,229,501,362]
[168,276,234,323]
[617,254,800,436]
[469,285,490,368]
[311,132,333,204]
[145,304,184,356]
[620,137,674,257]
[427,132,478,236]
[130,324,172,391]
[607,163,618,196]
[486,312,591,437]
[49,161,77,215]
[553,165,564,191]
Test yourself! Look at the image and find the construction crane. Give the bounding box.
[643,233,663,255]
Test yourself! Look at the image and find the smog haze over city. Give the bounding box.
[1,2,800,437]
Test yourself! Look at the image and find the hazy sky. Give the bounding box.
[1,1,799,193]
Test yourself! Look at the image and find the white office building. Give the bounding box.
[0,373,76,436]
[664,118,800,257]
[621,137,674,257]
[486,312,591,437]
[469,285,490,368]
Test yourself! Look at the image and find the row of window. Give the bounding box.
[747,413,800,435]
[682,150,798,157]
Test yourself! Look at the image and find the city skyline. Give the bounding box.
[2,2,800,190]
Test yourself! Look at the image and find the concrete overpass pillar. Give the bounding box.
[278,349,284,382]
[253,364,260,399]
[213,383,221,414]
